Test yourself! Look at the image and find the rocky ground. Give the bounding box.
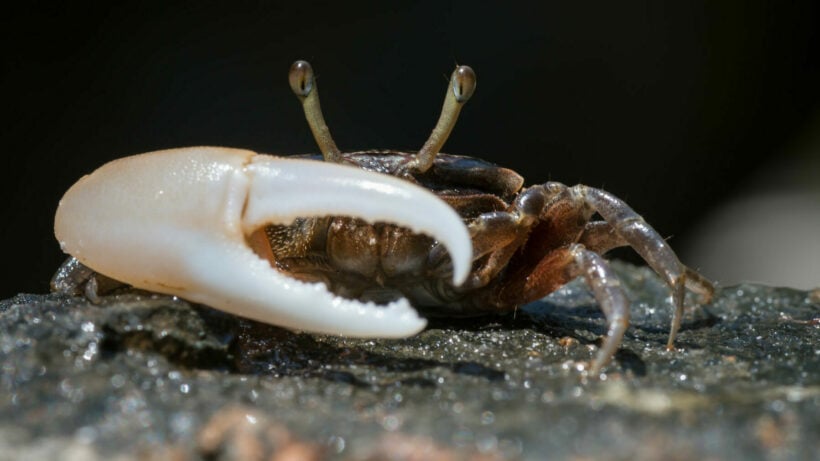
[1,262,817,460]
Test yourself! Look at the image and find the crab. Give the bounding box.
[53,60,714,375]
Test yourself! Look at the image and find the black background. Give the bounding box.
[2,1,818,297]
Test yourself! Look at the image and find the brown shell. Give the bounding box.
[293,151,524,200]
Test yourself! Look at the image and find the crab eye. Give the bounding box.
[452,65,476,103]
[289,60,315,97]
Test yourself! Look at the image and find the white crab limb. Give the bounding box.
[54,147,471,337]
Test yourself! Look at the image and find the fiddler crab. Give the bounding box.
[53,60,714,376]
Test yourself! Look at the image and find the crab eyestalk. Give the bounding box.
[405,65,476,174]
[289,60,343,163]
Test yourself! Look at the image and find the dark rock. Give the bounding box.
[1,262,817,460]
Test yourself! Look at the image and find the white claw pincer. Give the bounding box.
[54,147,471,337]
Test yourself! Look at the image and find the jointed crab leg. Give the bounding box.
[579,221,715,302]
[439,180,713,370]
[545,182,708,350]
[567,245,630,375]
[459,187,549,289]
[500,241,630,375]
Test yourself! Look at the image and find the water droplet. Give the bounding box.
[327,435,345,454]
[480,410,495,425]
[476,434,498,453]
[110,374,126,388]
[381,414,401,431]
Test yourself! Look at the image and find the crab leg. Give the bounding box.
[567,245,630,375]
[579,221,714,302]
[577,221,623,254]
[545,182,696,349]
[54,147,471,338]
[508,243,630,375]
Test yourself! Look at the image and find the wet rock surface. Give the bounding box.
[1,262,818,460]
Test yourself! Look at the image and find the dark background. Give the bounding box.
[2,2,818,297]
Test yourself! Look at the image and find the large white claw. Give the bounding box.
[54,147,471,337]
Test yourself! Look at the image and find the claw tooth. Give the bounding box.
[183,236,428,337]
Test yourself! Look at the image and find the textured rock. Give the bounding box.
[1,262,817,460]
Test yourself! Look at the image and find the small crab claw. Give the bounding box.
[54,147,471,337]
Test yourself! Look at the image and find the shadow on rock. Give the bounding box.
[231,319,507,386]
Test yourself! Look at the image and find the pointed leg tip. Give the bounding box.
[587,348,612,379]
[587,365,602,379]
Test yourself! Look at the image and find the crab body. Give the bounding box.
[53,61,713,375]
